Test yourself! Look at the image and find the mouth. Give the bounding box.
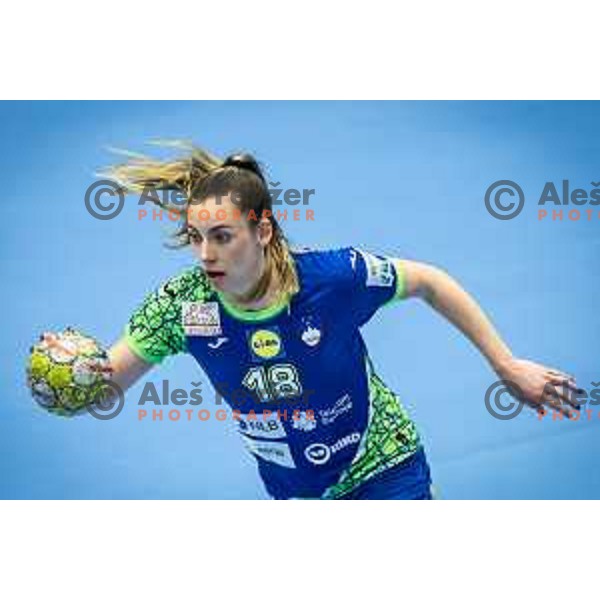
[206,270,226,283]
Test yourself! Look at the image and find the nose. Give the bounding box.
[199,239,217,266]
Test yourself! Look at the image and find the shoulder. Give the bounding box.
[125,265,214,364]
[291,245,394,286]
[291,245,355,282]
[141,264,214,307]
[290,245,403,303]
[127,264,214,332]
[290,245,376,303]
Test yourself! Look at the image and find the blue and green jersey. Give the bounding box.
[125,247,421,499]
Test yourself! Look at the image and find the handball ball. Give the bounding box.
[26,327,113,416]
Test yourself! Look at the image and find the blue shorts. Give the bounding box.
[337,447,433,500]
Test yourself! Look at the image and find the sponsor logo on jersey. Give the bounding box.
[292,410,317,432]
[357,250,394,288]
[182,301,222,336]
[330,432,360,453]
[304,443,330,465]
[301,325,322,347]
[237,411,287,439]
[207,337,229,349]
[319,394,353,425]
[248,328,285,360]
[243,438,296,469]
[304,432,361,466]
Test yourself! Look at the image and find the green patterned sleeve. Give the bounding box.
[391,258,408,301]
[124,267,204,365]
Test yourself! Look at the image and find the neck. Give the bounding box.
[223,259,282,312]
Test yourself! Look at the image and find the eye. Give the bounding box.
[214,231,232,244]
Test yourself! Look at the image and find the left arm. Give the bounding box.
[396,259,581,415]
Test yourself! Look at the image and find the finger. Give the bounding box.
[547,374,579,390]
[542,396,573,418]
[90,364,113,374]
[542,399,567,417]
[539,388,567,411]
[554,389,582,410]
[548,369,575,382]
[545,378,585,407]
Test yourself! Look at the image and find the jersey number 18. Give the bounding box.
[242,363,303,403]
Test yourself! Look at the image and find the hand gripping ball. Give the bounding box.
[26,327,113,416]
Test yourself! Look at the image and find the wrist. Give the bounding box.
[491,354,515,378]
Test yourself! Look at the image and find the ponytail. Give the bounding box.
[101,141,299,301]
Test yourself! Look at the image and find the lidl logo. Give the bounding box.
[248,328,284,360]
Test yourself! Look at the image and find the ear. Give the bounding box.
[256,218,273,248]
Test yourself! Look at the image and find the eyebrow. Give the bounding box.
[188,224,233,235]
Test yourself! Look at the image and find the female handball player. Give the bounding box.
[33,144,581,500]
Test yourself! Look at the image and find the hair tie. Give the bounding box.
[222,153,264,180]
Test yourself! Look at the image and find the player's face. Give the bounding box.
[186,193,272,299]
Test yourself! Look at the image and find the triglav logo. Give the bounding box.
[304,443,330,465]
[304,432,360,465]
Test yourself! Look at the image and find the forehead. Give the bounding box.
[187,193,247,231]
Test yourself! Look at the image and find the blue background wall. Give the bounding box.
[1,101,598,499]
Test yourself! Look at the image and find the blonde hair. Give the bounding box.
[101,141,299,303]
